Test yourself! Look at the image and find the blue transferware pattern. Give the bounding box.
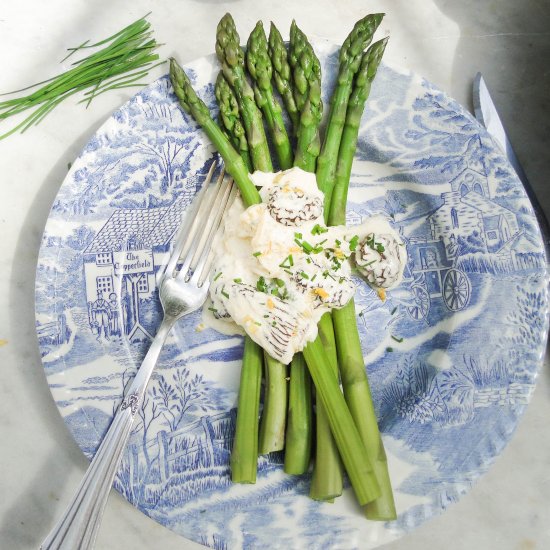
[35,41,549,549]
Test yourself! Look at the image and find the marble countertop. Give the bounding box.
[1,1,549,549]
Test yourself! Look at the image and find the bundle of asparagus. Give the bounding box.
[170,12,395,519]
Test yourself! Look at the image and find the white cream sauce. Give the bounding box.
[206,167,405,364]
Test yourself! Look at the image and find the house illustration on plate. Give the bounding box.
[425,164,543,271]
[82,182,199,340]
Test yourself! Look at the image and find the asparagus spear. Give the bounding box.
[216,13,292,460]
[230,334,263,482]
[283,353,313,475]
[287,22,337,491]
[258,351,288,454]
[309,312,343,500]
[287,21,340,497]
[303,336,380,505]
[329,37,388,225]
[215,72,253,172]
[247,21,293,170]
[216,13,272,172]
[328,38,396,520]
[268,23,299,130]
[170,57,263,483]
[170,58,261,205]
[317,13,384,219]
[289,20,323,172]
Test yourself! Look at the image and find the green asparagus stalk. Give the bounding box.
[288,24,338,492]
[309,312,343,500]
[216,15,290,458]
[284,353,313,474]
[332,299,396,519]
[215,72,253,172]
[247,21,293,170]
[329,37,388,225]
[230,334,263,482]
[289,20,323,172]
[216,13,272,172]
[328,38,396,520]
[287,20,339,497]
[170,57,264,484]
[242,22,293,449]
[317,14,384,219]
[170,58,261,205]
[258,351,288,454]
[268,23,300,130]
[302,336,380,505]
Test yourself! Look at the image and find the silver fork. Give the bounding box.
[41,160,235,550]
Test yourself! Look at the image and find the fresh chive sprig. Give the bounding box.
[0,14,164,140]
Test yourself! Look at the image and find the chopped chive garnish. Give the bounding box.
[256,276,268,293]
[391,335,404,343]
[233,278,242,283]
[349,235,359,251]
[300,271,309,279]
[214,272,223,281]
[274,278,285,287]
[272,321,277,326]
[318,238,328,246]
[312,245,324,254]
[279,255,293,268]
[294,232,302,239]
[306,257,312,264]
[386,347,394,352]
[253,251,262,257]
[208,307,218,312]
[311,224,328,235]
[284,269,293,275]
[221,289,230,299]
[263,314,269,318]
[366,234,385,254]
[311,274,317,282]
[335,239,341,246]
[254,321,262,326]
[363,260,377,267]
[391,306,398,315]
[300,241,313,253]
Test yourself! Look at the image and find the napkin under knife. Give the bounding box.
[472,72,550,257]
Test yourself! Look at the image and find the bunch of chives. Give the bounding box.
[0,13,164,140]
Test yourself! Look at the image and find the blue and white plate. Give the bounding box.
[35,41,549,549]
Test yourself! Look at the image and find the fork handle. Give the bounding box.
[40,316,177,550]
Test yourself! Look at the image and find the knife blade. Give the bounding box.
[472,72,550,253]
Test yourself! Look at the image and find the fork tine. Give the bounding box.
[194,184,239,286]
[162,160,218,280]
[190,179,236,286]
[176,169,228,279]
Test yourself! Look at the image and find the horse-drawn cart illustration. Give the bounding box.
[358,236,472,323]
[404,237,471,318]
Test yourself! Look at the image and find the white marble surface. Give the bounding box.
[1,1,549,549]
